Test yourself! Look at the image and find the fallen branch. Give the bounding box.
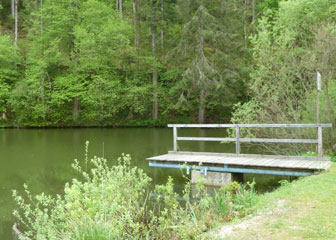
[13,223,31,240]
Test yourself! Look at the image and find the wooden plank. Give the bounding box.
[304,161,330,170]
[234,158,259,166]
[166,151,331,161]
[147,152,331,171]
[304,162,321,169]
[222,157,247,165]
[198,155,217,162]
[160,154,178,160]
[319,161,332,169]
[281,160,305,168]
[296,161,317,169]
[210,156,226,163]
[252,158,275,166]
[265,159,286,168]
[149,155,331,171]
[278,160,299,168]
[168,123,332,128]
[261,159,283,167]
[302,161,320,169]
[190,155,213,162]
[249,158,271,165]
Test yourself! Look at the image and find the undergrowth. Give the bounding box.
[302,151,336,162]
[13,142,257,239]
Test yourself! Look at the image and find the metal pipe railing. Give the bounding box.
[169,124,332,159]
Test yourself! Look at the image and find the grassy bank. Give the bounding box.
[210,163,336,239]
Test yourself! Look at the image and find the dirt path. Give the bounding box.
[212,199,303,240]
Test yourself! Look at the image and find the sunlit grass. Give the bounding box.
[209,163,336,239]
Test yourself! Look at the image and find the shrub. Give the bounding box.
[13,142,257,239]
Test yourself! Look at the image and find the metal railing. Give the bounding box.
[168,124,332,159]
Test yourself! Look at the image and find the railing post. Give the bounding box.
[173,126,178,152]
[236,125,240,155]
[317,126,322,159]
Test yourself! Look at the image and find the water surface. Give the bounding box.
[0,128,287,239]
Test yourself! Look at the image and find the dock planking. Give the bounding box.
[147,124,332,176]
[147,152,331,170]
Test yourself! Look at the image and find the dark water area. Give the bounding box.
[0,128,289,239]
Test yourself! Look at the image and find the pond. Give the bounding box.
[0,128,288,239]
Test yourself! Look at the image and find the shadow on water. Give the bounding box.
[1,128,291,239]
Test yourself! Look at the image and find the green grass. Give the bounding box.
[209,163,336,239]
[302,151,336,162]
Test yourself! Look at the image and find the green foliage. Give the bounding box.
[13,143,257,239]
[13,152,153,239]
[171,0,248,123]
[0,34,20,115]
[0,0,253,126]
[302,151,336,163]
[232,0,336,154]
[214,180,257,219]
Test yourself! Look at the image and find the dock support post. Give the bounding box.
[191,170,234,186]
[318,126,322,159]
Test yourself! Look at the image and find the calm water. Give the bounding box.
[0,128,287,239]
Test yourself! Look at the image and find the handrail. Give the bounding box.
[168,124,332,128]
[168,123,332,159]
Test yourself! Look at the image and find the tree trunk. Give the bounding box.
[119,0,123,19]
[41,74,46,119]
[133,0,141,67]
[136,0,141,50]
[2,113,8,121]
[133,0,137,47]
[73,96,80,121]
[151,26,158,121]
[198,0,206,124]
[252,0,256,35]
[243,0,248,48]
[11,0,15,17]
[40,0,43,34]
[160,0,164,57]
[14,0,18,46]
[199,89,206,124]
[127,110,134,120]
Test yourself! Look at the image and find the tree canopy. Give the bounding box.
[0,0,335,154]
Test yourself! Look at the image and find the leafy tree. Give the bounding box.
[0,34,20,121]
[0,0,280,126]
[231,0,336,154]
[72,0,133,123]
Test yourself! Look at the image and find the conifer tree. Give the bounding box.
[173,0,245,123]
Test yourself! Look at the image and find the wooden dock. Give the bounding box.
[147,124,332,177]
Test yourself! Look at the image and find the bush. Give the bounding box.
[13,142,257,239]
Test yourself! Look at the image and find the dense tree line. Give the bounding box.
[1,0,335,153]
[0,0,272,127]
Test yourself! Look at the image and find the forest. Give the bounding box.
[0,0,335,134]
